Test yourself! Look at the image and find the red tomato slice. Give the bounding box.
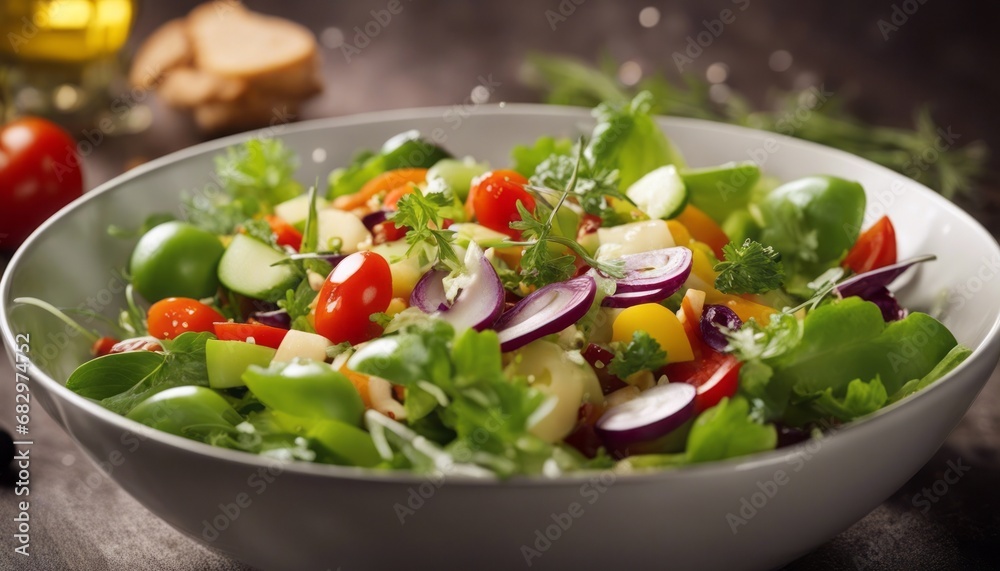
[843,215,897,274]
[213,322,289,349]
[147,297,225,340]
[662,349,741,412]
[467,170,534,239]
[314,251,393,345]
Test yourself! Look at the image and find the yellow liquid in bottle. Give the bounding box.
[0,0,135,63]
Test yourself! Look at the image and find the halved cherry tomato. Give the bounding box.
[333,168,427,211]
[264,215,303,251]
[91,336,119,357]
[843,215,897,274]
[314,251,393,345]
[372,220,408,244]
[466,170,534,239]
[662,349,741,412]
[213,321,289,349]
[674,204,729,259]
[147,297,225,340]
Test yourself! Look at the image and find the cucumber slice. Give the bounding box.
[206,339,276,389]
[626,165,688,220]
[218,233,298,301]
[275,194,328,226]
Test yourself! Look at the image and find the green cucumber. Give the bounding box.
[218,233,298,301]
[625,165,689,220]
[206,339,277,389]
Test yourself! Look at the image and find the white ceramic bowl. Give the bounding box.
[3,106,999,571]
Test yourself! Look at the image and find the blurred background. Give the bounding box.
[1,0,998,569]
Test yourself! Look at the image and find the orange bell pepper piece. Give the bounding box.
[674,204,729,259]
[333,168,427,211]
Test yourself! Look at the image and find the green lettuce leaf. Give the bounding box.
[686,397,777,463]
[510,136,573,178]
[585,90,686,189]
[795,376,888,422]
[888,345,972,404]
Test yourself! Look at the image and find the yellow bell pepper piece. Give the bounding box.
[611,303,694,363]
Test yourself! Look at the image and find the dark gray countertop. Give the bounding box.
[2,1,999,569]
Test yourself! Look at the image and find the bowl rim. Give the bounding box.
[3,103,999,486]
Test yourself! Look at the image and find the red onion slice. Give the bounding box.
[493,276,597,352]
[613,247,693,293]
[409,258,504,332]
[361,210,390,232]
[595,382,697,457]
[835,254,936,299]
[251,308,291,330]
[602,286,675,308]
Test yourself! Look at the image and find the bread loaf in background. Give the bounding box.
[129,2,323,133]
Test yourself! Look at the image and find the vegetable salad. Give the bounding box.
[24,92,970,477]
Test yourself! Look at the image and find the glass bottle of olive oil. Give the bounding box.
[0,0,139,129]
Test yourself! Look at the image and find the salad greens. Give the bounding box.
[25,92,971,479]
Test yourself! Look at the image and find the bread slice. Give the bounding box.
[158,67,247,108]
[187,2,322,98]
[193,89,300,133]
[129,19,192,89]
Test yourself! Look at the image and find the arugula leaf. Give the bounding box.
[714,239,785,294]
[608,331,667,379]
[100,331,215,415]
[511,136,573,178]
[686,397,777,463]
[391,191,462,270]
[66,351,166,400]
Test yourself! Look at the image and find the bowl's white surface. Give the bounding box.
[3,105,999,571]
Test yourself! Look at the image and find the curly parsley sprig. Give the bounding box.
[505,143,624,288]
[714,239,785,294]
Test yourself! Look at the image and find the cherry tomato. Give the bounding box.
[264,215,303,251]
[662,349,741,412]
[91,336,119,357]
[315,251,393,345]
[213,321,289,349]
[147,297,225,340]
[843,215,897,274]
[0,117,84,251]
[372,220,408,244]
[467,170,535,239]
